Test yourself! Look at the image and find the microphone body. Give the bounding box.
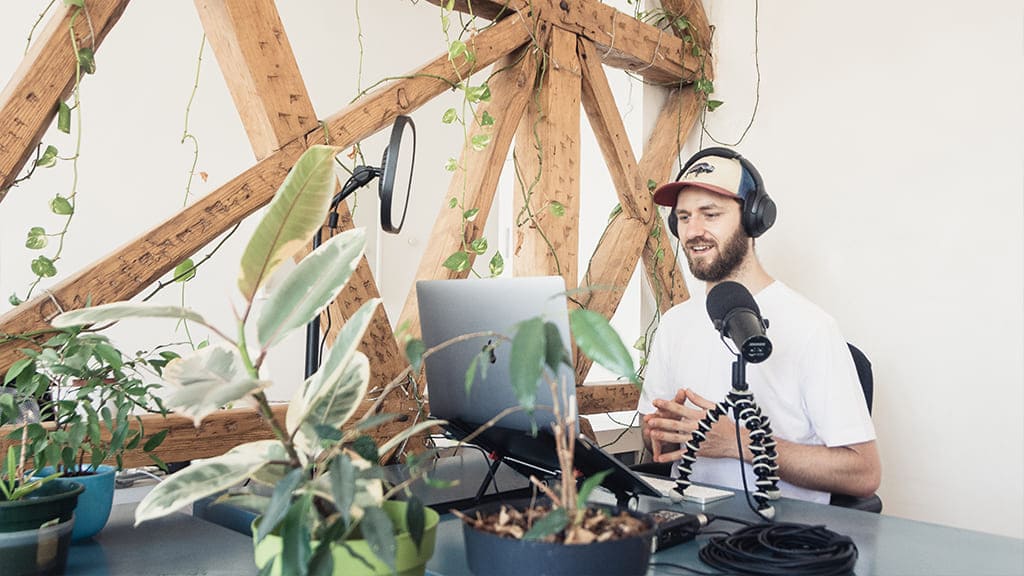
[706,282,772,363]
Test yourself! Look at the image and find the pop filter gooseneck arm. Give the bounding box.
[303,166,381,379]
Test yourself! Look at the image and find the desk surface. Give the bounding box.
[428,488,1024,576]
[62,455,1024,576]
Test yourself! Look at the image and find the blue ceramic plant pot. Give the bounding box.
[36,465,116,541]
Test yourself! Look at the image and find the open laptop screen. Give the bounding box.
[416,275,576,434]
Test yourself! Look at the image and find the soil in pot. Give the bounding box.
[458,499,656,576]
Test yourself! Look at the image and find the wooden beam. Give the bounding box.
[194,0,318,159]
[577,382,640,415]
[659,0,713,56]
[396,41,542,340]
[639,87,701,313]
[0,16,531,371]
[512,26,581,289]
[0,0,132,198]
[306,15,532,151]
[426,0,702,85]
[196,0,413,455]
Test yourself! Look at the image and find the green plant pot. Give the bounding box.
[0,478,84,533]
[253,501,440,576]
[0,479,83,576]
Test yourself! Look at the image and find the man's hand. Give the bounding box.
[642,389,750,463]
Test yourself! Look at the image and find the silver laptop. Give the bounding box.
[416,275,576,434]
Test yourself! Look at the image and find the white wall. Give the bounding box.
[0,0,1020,539]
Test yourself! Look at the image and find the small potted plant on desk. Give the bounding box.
[53,145,443,576]
[444,310,657,576]
[1,326,173,542]
[0,403,83,575]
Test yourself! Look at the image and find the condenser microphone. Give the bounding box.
[706,281,772,363]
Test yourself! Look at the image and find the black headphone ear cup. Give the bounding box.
[743,191,777,238]
[667,210,679,239]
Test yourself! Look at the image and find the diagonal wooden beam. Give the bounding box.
[0,14,532,370]
[195,0,318,159]
[396,40,544,340]
[0,0,133,199]
[640,88,701,313]
[574,38,693,383]
[513,26,581,289]
[427,0,702,85]
[196,0,416,454]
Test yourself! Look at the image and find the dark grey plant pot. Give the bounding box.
[462,498,655,576]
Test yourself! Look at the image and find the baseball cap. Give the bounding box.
[652,153,757,207]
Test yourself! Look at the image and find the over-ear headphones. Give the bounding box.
[666,147,776,239]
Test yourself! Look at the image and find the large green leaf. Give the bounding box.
[569,309,639,386]
[134,440,286,525]
[286,299,379,436]
[52,302,208,329]
[376,419,446,457]
[523,507,569,540]
[238,145,342,303]
[510,317,545,411]
[360,506,396,574]
[257,228,366,348]
[161,344,267,424]
[294,353,370,454]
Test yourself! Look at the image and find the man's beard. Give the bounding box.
[685,228,750,282]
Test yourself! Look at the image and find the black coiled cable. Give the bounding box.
[698,521,858,575]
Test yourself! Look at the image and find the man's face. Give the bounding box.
[674,188,750,282]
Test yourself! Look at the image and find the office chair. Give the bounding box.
[631,343,883,513]
[828,343,883,512]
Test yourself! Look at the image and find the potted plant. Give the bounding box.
[0,432,84,575]
[0,326,174,541]
[442,310,657,576]
[52,144,444,575]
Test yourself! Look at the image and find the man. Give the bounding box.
[638,148,881,503]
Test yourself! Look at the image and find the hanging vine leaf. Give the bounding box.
[549,201,566,217]
[77,47,96,74]
[442,108,457,124]
[470,134,491,151]
[488,252,504,276]
[463,208,480,222]
[448,197,458,209]
[479,111,495,127]
[50,195,73,215]
[448,40,467,62]
[469,237,488,255]
[25,227,48,250]
[445,158,458,172]
[174,259,196,283]
[57,102,71,134]
[466,83,491,103]
[707,100,724,111]
[31,256,57,278]
[647,179,657,192]
[36,145,58,168]
[442,251,470,273]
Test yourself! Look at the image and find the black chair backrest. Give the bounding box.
[847,343,873,414]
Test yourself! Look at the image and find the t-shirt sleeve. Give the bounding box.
[799,319,877,447]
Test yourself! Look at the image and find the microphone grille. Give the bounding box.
[706,281,761,323]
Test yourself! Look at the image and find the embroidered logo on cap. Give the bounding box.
[685,162,715,177]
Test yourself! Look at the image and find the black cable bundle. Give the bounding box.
[698,521,858,575]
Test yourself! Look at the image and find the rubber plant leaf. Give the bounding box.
[53,302,208,330]
[257,227,365,348]
[160,344,267,425]
[134,440,287,525]
[286,299,379,436]
[238,145,341,303]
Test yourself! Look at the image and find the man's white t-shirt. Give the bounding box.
[638,281,876,503]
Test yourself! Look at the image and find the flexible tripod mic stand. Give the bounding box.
[673,354,782,518]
